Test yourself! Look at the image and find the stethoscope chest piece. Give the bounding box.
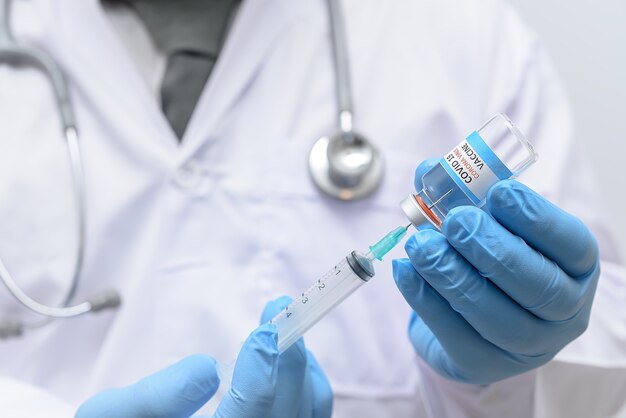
[309,132,384,201]
[308,0,386,201]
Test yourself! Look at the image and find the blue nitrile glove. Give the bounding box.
[255,296,333,418]
[392,160,600,385]
[75,325,274,418]
[76,299,332,418]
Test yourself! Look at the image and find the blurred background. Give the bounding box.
[507,0,626,261]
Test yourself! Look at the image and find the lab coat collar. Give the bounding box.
[178,0,305,162]
[51,0,177,162]
[49,0,304,165]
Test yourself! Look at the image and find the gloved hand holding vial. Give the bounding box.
[394,115,600,385]
[226,114,599,384]
[268,114,539,357]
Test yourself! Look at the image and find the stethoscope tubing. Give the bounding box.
[326,0,354,135]
[0,0,119,335]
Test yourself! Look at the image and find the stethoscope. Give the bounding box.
[0,0,384,339]
[0,0,120,339]
[309,0,384,200]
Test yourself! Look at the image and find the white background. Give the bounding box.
[507,0,626,261]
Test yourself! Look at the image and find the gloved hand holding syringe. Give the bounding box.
[219,113,537,383]
[217,225,410,383]
[269,225,410,353]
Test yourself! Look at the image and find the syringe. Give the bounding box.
[218,225,409,384]
[270,225,409,353]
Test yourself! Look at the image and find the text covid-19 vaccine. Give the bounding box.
[400,114,537,229]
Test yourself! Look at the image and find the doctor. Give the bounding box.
[1,0,625,417]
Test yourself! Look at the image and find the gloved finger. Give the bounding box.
[443,206,588,321]
[393,258,528,383]
[403,231,553,353]
[405,311,452,379]
[76,355,219,418]
[297,357,314,418]
[260,296,308,417]
[261,298,333,418]
[213,324,278,418]
[270,338,307,417]
[487,180,599,278]
[261,295,293,323]
[413,158,439,191]
[305,351,333,418]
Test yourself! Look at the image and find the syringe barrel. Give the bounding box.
[270,251,374,353]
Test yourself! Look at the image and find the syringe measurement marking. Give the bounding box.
[270,264,343,323]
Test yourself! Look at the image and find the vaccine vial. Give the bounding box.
[400,114,537,229]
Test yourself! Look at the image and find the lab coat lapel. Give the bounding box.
[49,0,178,161]
[178,0,302,162]
[46,0,302,163]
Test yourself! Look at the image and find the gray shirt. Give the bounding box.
[101,0,240,139]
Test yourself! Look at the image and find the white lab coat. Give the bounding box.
[1,0,625,417]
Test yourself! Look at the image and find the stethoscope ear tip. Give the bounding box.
[0,289,121,340]
[0,319,23,340]
[88,289,122,312]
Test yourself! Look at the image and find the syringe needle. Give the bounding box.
[368,225,409,261]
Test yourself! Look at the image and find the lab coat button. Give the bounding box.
[173,160,205,192]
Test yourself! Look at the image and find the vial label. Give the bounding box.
[440,131,512,204]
